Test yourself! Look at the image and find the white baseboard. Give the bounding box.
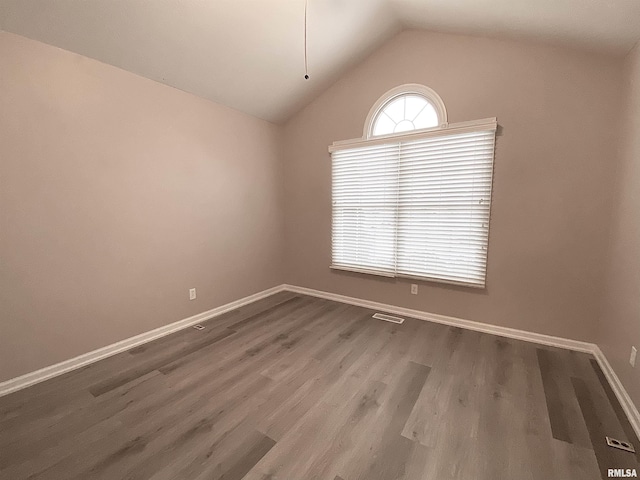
[283,284,594,352]
[3,281,639,442]
[592,346,640,439]
[282,284,640,438]
[0,284,286,397]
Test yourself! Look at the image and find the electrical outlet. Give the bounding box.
[189,288,196,300]
[631,346,637,367]
[411,284,418,295]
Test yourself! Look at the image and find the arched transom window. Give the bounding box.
[365,84,448,138]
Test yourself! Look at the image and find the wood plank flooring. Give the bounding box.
[1,292,638,479]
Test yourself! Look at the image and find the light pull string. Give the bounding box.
[304,0,309,80]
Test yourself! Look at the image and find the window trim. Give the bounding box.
[363,84,449,139]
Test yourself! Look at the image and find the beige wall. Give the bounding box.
[0,31,285,382]
[600,43,640,406]
[282,30,624,342]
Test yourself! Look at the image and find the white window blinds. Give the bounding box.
[331,119,496,287]
[332,143,399,276]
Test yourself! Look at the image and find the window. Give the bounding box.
[364,84,448,138]
[372,95,440,136]
[331,85,496,287]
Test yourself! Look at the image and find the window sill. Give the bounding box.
[330,265,395,278]
[330,265,486,289]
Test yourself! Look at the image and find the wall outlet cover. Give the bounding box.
[631,346,637,367]
[189,288,197,300]
[411,284,418,295]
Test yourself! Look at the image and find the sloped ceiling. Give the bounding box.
[1,0,639,123]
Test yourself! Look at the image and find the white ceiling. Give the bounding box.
[393,0,640,55]
[1,0,639,123]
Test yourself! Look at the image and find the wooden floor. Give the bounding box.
[1,292,639,480]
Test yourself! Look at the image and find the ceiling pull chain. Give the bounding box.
[304,0,309,80]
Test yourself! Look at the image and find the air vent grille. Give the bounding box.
[606,436,635,453]
[372,313,405,324]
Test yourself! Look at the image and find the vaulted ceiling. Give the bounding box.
[1,0,639,123]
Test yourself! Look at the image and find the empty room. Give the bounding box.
[2,1,640,479]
